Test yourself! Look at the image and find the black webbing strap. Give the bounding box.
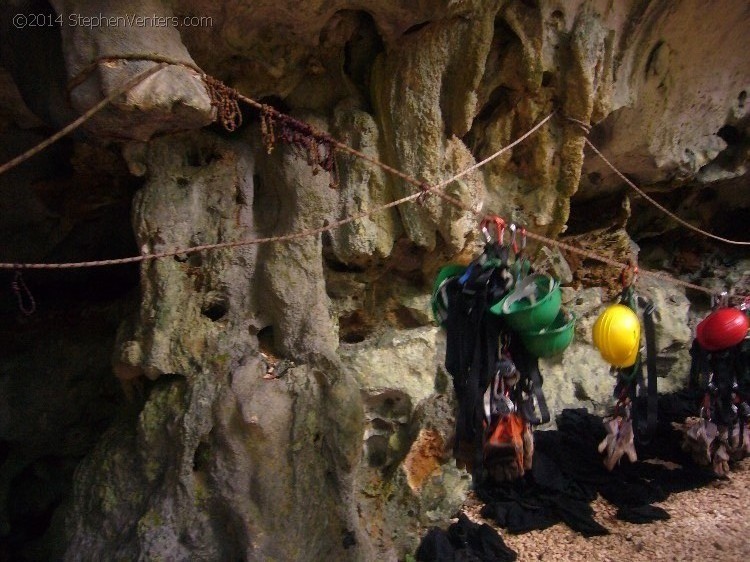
[688,340,712,391]
[709,349,737,426]
[444,264,501,466]
[620,293,657,444]
[641,301,658,443]
[507,335,550,426]
[528,360,550,425]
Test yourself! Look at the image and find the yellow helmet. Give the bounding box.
[592,304,641,367]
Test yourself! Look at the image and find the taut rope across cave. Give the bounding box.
[0,57,746,304]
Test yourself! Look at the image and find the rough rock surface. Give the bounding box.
[341,328,471,558]
[0,0,748,561]
[50,0,214,140]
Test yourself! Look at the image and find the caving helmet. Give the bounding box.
[696,307,749,351]
[431,264,466,326]
[592,304,641,367]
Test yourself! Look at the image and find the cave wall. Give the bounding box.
[0,0,748,560]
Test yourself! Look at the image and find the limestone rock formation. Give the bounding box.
[0,0,748,561]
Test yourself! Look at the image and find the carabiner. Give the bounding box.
[710,291,728,309]
[481,226,492,244]
[620,261,638,289]
[510,224,518,255]
[479,215,505,245]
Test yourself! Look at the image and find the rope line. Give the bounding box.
[522,229,714,295]
[67,55,202,92]
[0,114,553,270]
[0,55,746,301]
[10,271,36,315]
[0,64,166,177]
[578,133,750,247]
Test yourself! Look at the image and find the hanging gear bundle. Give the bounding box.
[432,216,575,484]
[593,264,658,470]
[683,294,750,475]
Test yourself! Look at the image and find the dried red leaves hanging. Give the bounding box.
[205,75,243,132]
[260,105,339,188]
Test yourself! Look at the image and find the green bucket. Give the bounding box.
[490,274,562,332]
[431,264,466,325]
[520,311,576,358]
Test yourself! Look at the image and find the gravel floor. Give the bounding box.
[462,457,750,562]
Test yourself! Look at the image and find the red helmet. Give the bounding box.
[696,308,749,351]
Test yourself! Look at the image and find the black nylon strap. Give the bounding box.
[507,334,550,426]
[688,340,712,391]
[641,301,658,442]
[529,360,550,425]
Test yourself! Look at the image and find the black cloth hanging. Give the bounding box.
[477,392,716,536]
[415,514,517,562]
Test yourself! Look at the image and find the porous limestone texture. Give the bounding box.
[49,0,213,140]
[0,0,748,560]
[64,130,373,561]
[340,328,471,558]
[578,0,750,198]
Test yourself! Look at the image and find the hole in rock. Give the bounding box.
[186,148,221,168]
[193,440,211,472]
[342,10,384,107]
[258,326,276,354]
[717,125,741,146]
[201,294,229,321]
[403,21,430,36]
[339,310,374,343]
[366,434,389,466]
[366,391,412,419]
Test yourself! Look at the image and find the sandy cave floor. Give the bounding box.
[460,457,750,562]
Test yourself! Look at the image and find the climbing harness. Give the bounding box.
[684,294,750,474]
[596,264,658,469]
[434,217,574,483]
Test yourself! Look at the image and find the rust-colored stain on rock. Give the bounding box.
[402,429,446,492]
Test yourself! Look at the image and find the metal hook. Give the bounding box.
[479,215,506,245]
[482,226,492,244]
[510,224,518,254]
[711,291,729,309]
[620,261,638,288]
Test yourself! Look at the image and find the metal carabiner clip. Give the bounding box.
[711,291,728,309]
[620,261,639,289]
[479,215,505,245]
[510,223,518,255]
